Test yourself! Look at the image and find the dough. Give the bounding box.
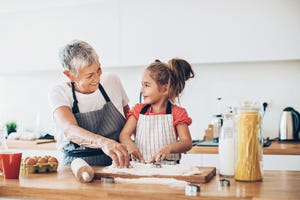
[115,177,187,188]
[103,162,203,176]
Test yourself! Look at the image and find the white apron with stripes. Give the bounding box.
[135,113,180,162]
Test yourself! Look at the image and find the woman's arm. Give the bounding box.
[53,106,130,167]
[119,116,144,162]
[150,123,192,162]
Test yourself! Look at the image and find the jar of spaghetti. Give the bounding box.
[234,102,263,182]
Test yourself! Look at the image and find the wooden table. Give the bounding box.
[188,141,300,155]
[0,166,299,200]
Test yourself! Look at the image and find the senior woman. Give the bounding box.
[48,40,130,167]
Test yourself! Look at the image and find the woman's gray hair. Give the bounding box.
[59,40,99,74]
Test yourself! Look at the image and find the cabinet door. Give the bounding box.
[0,1,119,73]
[263,155,300,171]
[119,0,300,66]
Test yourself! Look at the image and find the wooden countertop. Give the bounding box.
[0,166,299,200]
[7,140,300,156]
[188,141,300,155]
[7,139,56,150]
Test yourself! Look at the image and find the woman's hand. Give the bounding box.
[125,142,144,163]
[102,139,130,168]
[149,145,171,163]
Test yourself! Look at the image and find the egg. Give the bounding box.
[37,157,47,164]
[25,158,37,165]
[48,157,58,163]
[23,156,31,164]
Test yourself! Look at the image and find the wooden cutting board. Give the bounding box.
[93,166,216,183]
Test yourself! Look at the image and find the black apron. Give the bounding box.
[63,82,126,166]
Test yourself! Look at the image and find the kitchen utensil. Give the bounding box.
[93,166,216,183]
[71,158,94,183]
[101,176,115,184]
[185,184,200,196]
[279,107,300,141]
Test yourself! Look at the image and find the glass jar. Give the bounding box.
[219,113,235,177]
[211,114,222,142]
[234,102,263,182]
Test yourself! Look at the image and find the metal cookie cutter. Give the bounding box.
[219,178,230,187]
[151,162,162,168]
[185,183,201,196]
[161,160,177,165]
[101,176,115,184]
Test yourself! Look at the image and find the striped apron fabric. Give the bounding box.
[135,102,180,162]
[63,83,126,166]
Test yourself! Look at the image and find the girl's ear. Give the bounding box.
[63,70,76,82]
[161,84,170,95]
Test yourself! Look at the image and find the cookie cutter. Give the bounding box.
[151,162,162,168]
[185,183,201,196]
[161,160,177,165]
[101,176,115,184]
[219,178,230,187]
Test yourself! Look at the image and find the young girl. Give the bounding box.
[119,58,194,163]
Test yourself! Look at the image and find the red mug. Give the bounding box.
[0,151,22,179]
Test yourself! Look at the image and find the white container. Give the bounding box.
[218,113,235,177]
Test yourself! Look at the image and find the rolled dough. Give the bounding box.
[103,162,203,176]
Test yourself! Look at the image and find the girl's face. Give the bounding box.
[68,61,102,94]
[141,70,168,104]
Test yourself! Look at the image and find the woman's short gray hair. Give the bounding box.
[59,40,99,74]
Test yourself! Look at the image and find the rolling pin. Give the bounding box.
[71,158,94,183]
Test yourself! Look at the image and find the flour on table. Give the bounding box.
[102,162,203,176]
[115,177,187,188]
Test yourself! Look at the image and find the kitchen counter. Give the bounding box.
[0,166,299,200]
[7,139,56,150]
[188,141,300,155]
[7,140,300,155]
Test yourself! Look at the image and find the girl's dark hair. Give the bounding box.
[146,58,194,103]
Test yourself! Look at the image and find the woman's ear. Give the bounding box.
[63,70,75,82]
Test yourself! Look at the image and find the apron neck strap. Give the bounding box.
[70,83,111,114]
[71,82,80,114]
[98,84,111,102]
[140,101,172,114]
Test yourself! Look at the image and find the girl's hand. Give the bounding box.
[150,146,171,163]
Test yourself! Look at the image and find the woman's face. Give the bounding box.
[141,70,167,104]
[72,61,102,94]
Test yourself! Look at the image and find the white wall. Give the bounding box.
[1,60,299,140]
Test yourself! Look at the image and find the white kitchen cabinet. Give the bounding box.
[0,0,120,73]
[182,153,300,171]
[263,155,300,171]
[181,153,219,168]
[1,0,300,73]
[119,0,300,66]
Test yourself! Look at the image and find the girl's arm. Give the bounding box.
[150,123,192,162]
[119,116,145,162]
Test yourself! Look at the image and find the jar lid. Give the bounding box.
[234,101,261,112]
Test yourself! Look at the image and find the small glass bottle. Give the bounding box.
[219,113,235,177]
[211,114,222,142]
[234,102,263,182]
